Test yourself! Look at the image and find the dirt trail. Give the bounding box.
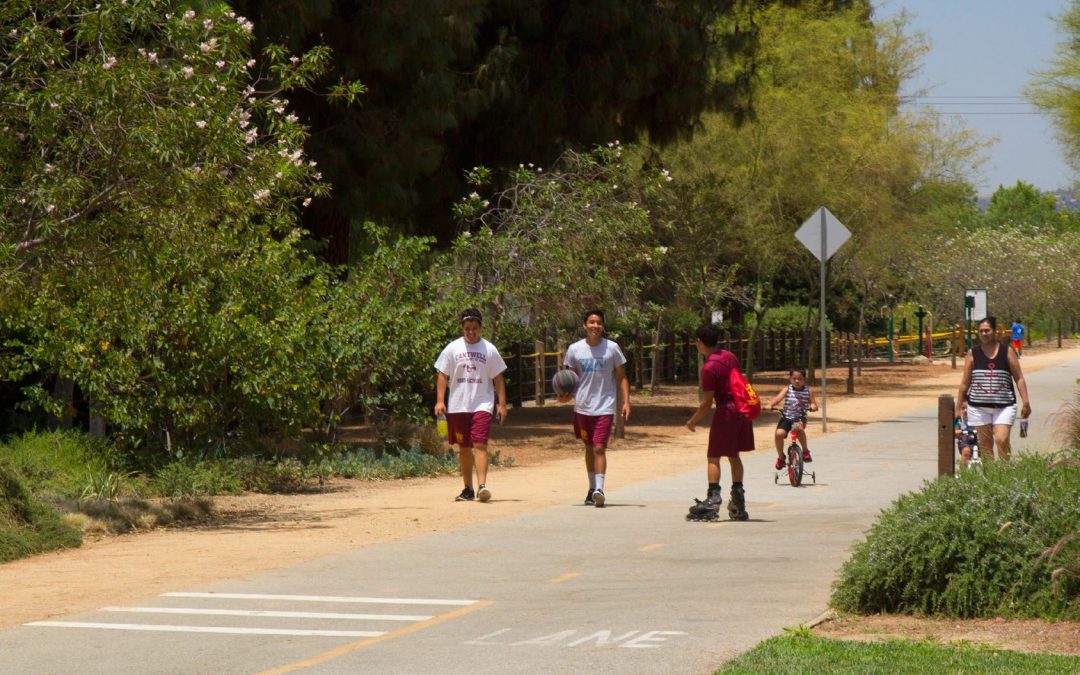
[2,347,1077,633]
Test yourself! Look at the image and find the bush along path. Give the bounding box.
[831,449,1080,620]
[0,463,81,563]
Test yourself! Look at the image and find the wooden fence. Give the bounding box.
[502,327,974,408]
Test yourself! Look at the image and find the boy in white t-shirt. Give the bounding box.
[559,309,630,508]
[434,308,508,502]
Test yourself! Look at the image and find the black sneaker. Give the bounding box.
[455,486,475,502]
[584,489,595,506]
[476,484,491,502]
[592,488,606,507]
[727,485,749,521]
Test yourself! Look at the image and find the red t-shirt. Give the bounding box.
[701,350,740,405]
[700,349,754,457]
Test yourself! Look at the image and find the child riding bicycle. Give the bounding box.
[954,406,980,469]
[766,368,818,470]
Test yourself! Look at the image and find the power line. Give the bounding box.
[932,112,1045,116]
[913,95,1026,100]
[916,102,1032,106]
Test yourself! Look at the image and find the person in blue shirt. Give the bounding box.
[1010,319,1026,357]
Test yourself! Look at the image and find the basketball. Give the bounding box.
[552,369,580,396]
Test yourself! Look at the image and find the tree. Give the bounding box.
[450,144,665,339]
[0,1,433,452]
[659,2,983,372]
[980,181,1077,233]
[909,227,1080,329]
[1027,0,1080,180]
[225,1,857,256]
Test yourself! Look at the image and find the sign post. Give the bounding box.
[795,207,851,433]
[963,289,987,353]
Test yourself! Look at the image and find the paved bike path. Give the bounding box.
[1,356,1076,674]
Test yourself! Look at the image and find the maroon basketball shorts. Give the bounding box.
[707,404,755,458]
[574,412,614,448]
[446,411,493,448]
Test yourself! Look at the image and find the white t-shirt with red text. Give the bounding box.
[434,337,507,413]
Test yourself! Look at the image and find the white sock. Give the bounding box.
[595,474,605,492]
[588,472,596,490]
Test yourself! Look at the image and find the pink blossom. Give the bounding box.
[215,60,226,69]
[102,56,117,71]
[195,120,207,129]
[182,66,194,79]
[183,9,195,20]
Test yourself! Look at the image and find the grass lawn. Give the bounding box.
[716,635,1080,674]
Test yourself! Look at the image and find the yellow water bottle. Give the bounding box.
[436,414,448,439]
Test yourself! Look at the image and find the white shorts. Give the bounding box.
[966,404,1016,427]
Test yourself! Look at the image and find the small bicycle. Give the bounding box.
[965,444,983,471]
[955,417,981,473]
[774,427,816,487]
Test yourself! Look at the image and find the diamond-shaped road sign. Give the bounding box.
[795,207,850,261]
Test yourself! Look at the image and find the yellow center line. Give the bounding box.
[545,572,581,584]
[638,543,664,553]
[765,502,783,510]
[254,600,494,675]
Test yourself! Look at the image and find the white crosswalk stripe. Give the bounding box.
[25,592,479,638]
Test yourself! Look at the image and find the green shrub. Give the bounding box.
[744,303,833,334]
[324,447,457,481]
[0,430,112,499]
[0,462,81,562]
[1058,387,1080,449]
[147,442,464,497]
[150,459,249,498]
[831,450,1080,619]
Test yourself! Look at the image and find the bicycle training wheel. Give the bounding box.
[787,443,803,487]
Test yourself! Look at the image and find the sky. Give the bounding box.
[881,0,1073,195]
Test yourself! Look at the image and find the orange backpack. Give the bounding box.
[729,366,761,420]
